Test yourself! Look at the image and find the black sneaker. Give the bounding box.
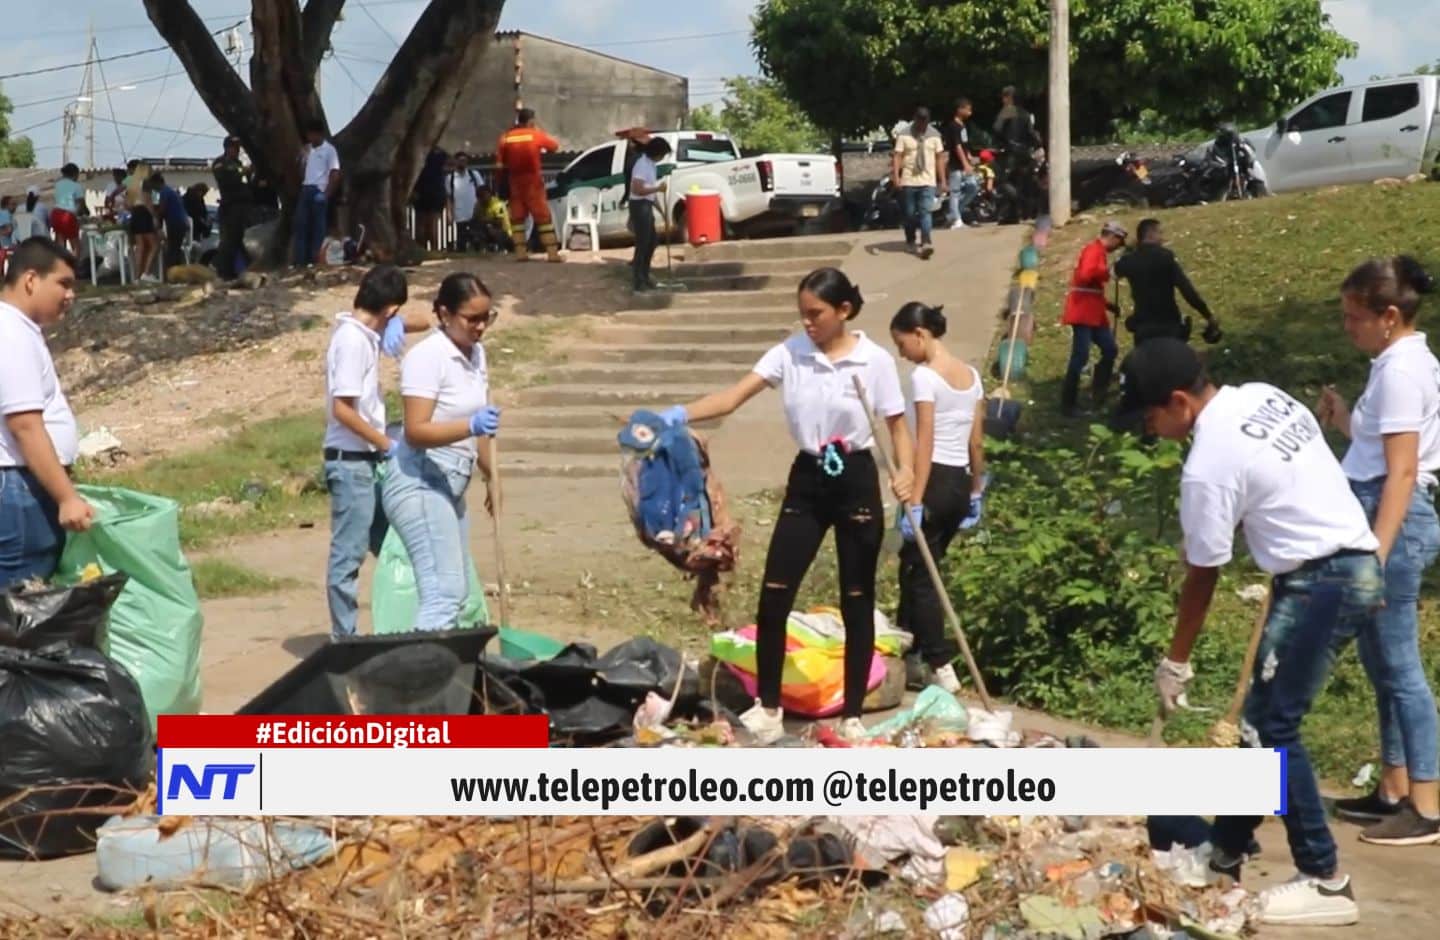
[1334,787,1402,823]
[919,244,935,260]
[1358,799,1440,846]
[1208,851,1242,887]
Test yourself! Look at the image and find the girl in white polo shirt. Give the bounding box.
[380,273,501,631]
[660,268,915,744]
[889,302,986,694]
[1317,256,1440,845]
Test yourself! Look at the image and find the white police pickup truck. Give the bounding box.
[1190,75,1440,193]
[547,131,840,245]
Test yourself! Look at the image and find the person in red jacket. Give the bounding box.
[1061,220,1127,416]
[496,109,562,263]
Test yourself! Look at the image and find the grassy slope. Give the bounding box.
[1018,181,1440,783]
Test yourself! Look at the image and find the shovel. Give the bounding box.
[852,376,994,712]
[984,268,1038,439]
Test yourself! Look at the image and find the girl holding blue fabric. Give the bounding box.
[661,267,914,744]
[381,273,501,631]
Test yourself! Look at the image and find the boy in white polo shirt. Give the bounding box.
[1116,338,1381,927]
[0,237,92,588]
[324,264,412,638]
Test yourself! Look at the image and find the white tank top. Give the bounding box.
[912,363,983,468]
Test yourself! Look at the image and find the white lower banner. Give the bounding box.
[159,747,1285,817]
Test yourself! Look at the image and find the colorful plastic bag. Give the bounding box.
[370,528,489,634]
[711,619,887,718]
[56,485,203,727]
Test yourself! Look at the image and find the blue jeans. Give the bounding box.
[947,171,980,223]
[292,185,328,266]
[1350,478,1440,781]
[1210,550,1384,878]
[1065,324,1118,380]
[324,458,389,638]
[380,444,475,631]
[0,468,65,590]
[900,185,936,246]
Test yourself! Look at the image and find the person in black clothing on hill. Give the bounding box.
[1114,219,1221,345]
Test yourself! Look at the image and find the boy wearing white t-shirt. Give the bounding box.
[323,265,413,638]
[1116,339,1380,927]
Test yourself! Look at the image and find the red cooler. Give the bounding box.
[686,190,723,246]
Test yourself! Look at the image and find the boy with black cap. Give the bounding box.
[1117,338,1381,926]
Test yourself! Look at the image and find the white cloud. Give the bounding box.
[1328,0,1440,80]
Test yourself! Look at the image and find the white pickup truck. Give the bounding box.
[1211,75,1440,193]
[546,131,840,245]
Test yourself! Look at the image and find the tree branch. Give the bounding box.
[302,0,348,76]
[142,0,261,150]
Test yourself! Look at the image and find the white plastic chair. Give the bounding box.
[562,187,603,258]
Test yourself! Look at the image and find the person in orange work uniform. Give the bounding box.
[1060,220,1127,417]
[496,108,562,263]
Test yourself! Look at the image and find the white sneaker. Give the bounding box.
[933,664,962,694]
[139,274,159,284]
[949,219,968,230]
[837,717,869,743]
[1258,873,1358,926]
[739,701,785,745]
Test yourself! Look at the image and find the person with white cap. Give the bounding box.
[1060,220,1126,417]
[1115,337,1381,927]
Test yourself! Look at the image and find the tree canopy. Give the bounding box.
[688,77,827,154]
[0,85,36,168]
[752,0,1357,143]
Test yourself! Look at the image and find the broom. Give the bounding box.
[852,376,995,712]
[488,437,511,628]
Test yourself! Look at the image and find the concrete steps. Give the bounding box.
[693,239,856,263]
[519,384,719,408]
[505,406,723,430]
[566,342,772,365]
[499,452,619,480]
[588,322,795,345]
[672,256,845,278]
[628,288,792,310]
[545,362,746,387]
[676,273,800,292]
[613,307,795,326]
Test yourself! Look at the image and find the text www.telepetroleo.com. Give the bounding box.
[154,716,1285,817]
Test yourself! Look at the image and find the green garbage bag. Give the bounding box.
[55,486,203,728]
[370,528,489,634]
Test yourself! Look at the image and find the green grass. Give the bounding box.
[191,557,302,599]
[79,411,331,550]
[1015,181,1440,784]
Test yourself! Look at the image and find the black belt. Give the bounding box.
[323,448,383,463]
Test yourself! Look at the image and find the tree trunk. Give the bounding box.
[144,0,507,266]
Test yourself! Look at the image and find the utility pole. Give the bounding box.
[83,22,96,169]
[1048,0,1071,226]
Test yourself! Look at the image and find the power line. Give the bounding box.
[94,45,132,164]
[587,30,749,48]
[356,0,404,50]
[0,23,239,82]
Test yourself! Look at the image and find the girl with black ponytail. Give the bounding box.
[1320,256,1440,845]
[657,267,915,744]
[889,302,986,693]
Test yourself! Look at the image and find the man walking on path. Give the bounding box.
[1115,218,1220,345]
[943,99,980,229]
[0,238,92,589]
[1120,338,1379,927]
[1061,221,1126,417]
[213,136,251,280]
[497,109,562,263]
[294,120,341,267]
[891,107,947,260]
[447,153,484,253]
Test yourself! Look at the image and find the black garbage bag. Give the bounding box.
[238,628,499,715]
[0,645,153,860]
[487,637,701,742]
[0,573,129,650]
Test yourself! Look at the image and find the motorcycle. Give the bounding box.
[1161,127,1269,207]
[862,176,996,231]
[993,148,1048,224]
[1072,151,1153,210]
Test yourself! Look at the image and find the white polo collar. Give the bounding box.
[799,331,873,368]
[1374,332,1428,366]
[0,300,43,338]
[335,312,379,344]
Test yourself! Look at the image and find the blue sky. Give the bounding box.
[1,0,1432,167]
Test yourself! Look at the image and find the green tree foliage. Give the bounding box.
[0,85,36,168]
[752,0,1357,142]
[687,77,826,153]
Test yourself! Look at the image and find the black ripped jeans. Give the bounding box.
[756,451,884,718]
[895,463,972,669]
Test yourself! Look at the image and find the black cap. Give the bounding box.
[1113,338,1206,430]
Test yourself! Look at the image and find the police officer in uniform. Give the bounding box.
[1117,338,1380,928]
[212,136,251,281]
[1114,218,1221,345]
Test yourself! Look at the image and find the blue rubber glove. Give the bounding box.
[381,315,406,358]
[958,495,984,530]
[469,405,501,437]
[659,405,689,427]
[898,505,925,542]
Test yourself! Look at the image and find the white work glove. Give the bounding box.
[1154,657,1195,716]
